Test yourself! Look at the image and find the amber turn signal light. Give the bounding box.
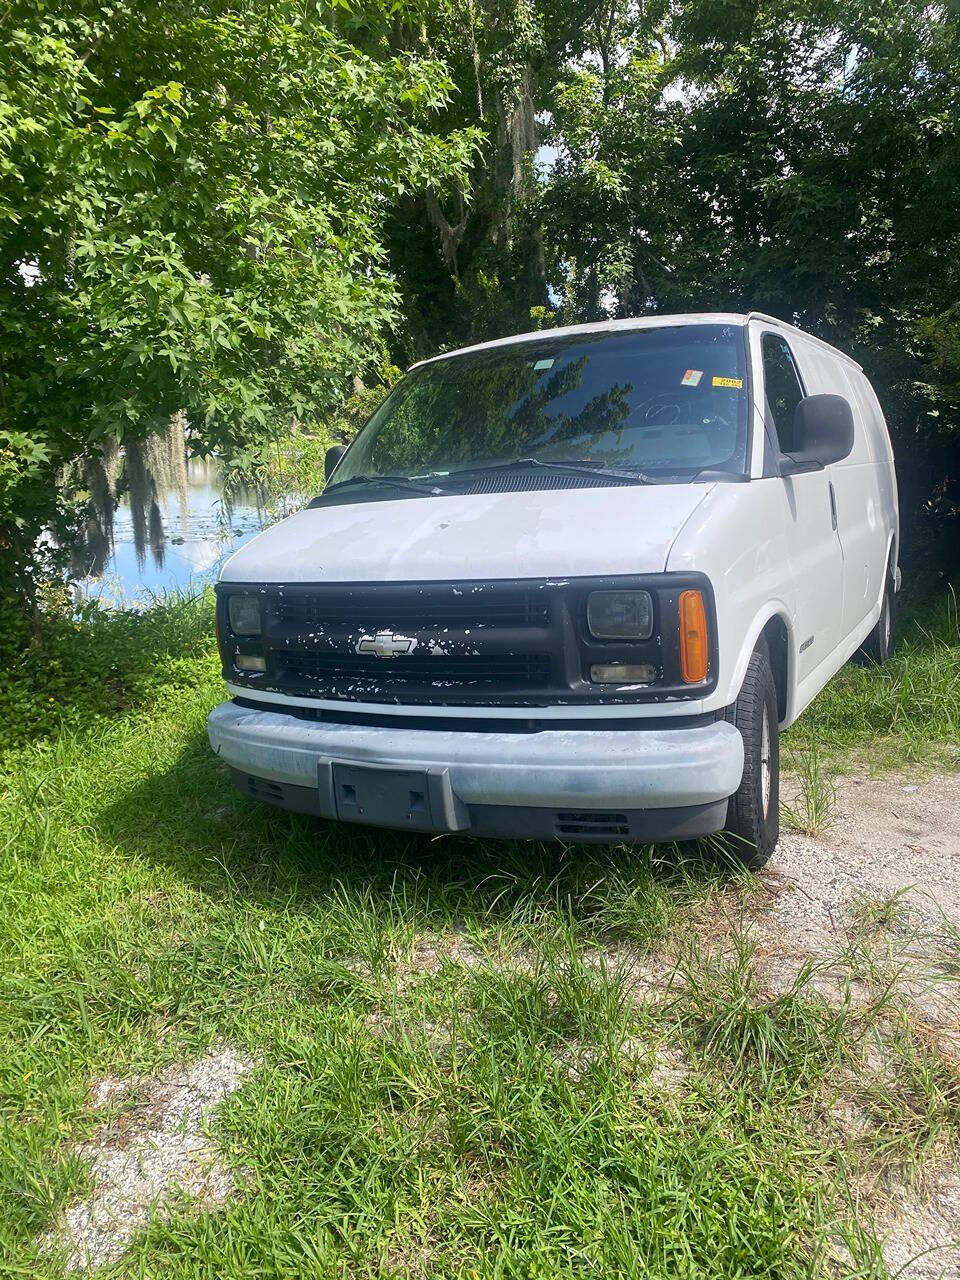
[678,589,709,683]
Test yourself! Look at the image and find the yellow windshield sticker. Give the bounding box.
[681,369,703,387]
[712,375,744,388]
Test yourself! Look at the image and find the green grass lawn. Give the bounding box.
[1,585,958,1277]
[785,584,960,773]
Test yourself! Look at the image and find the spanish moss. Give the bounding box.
[122,437,152,570]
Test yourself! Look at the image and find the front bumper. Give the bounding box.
[207,702,744,842]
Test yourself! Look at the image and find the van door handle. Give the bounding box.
[828,481,838,531]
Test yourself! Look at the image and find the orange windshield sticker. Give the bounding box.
[712,375,744,388]
[681,369,703,387]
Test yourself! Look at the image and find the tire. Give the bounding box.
[857,575,896,665]
[724,642,780,868]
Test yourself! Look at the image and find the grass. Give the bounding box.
[782,742,838,836]
[785,583,960,772]
[1,584,958,1276]
[0,587,213,752]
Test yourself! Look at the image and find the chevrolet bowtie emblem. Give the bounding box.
[356,631,418,658]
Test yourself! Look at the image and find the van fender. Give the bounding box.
[884,529,899,594]
[863,530,897,632]
[725,602,796,726]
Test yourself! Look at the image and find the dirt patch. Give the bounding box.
[43,1046,252,1272]
[403,931,487,977]
[345,930,489,990]
[765,774,960,937]
[582,941,687,1003]
[878,1163,960,1279]
[547,1034,689,1091]
[644,1044,691,1092]
[363,1010,452,1050]
[748,774,960,1272]
[753,775,960,1019]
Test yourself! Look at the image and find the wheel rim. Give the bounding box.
[760,704,772,818]
[883,594,891,648]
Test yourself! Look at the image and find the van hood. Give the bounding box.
[220,484,714,584]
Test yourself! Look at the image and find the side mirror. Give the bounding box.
[324,444,348,481]
[781,394,854,474]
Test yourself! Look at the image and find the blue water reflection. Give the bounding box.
[77,457,268,607]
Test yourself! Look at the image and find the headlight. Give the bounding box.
[228,595,261,636]
[587,590,653,640]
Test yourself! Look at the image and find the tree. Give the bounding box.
[539,0,960,493]
[366,0,610,360]
[371,0,959,507]
[0,0,477,598]
[4,0,958,603]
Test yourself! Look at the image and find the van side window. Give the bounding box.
[761,333,805,454]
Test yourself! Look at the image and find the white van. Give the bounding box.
[208,313,899,865]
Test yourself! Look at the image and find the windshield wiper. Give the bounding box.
[326,473,443,496]
[435,458,654,486]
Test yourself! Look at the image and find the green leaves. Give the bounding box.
[0,0,472,593]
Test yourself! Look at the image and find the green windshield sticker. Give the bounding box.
[533,358,555,371]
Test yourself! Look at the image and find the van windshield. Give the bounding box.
[328,324,750,491]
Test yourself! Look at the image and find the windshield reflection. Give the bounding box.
[331,324,749,490]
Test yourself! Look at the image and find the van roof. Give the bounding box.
[408,311,862,372]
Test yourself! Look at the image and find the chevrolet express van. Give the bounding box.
[208,313,899,865]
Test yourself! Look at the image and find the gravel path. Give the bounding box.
[768,773,960,942]
[759,772,960,1280]
[43,1047,252,1272]
[757,774,960,1019]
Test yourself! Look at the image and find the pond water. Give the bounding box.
[77,457,271,608]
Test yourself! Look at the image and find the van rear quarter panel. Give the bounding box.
[850,366,899,564]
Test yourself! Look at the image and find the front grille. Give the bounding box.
[279,652,550,689]
[275,589,548,630]
[218,573,718,707]
[250,580,559,702]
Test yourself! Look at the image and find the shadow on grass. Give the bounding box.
[96,726,743,933]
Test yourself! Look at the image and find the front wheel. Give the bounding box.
[724,643,780,868]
